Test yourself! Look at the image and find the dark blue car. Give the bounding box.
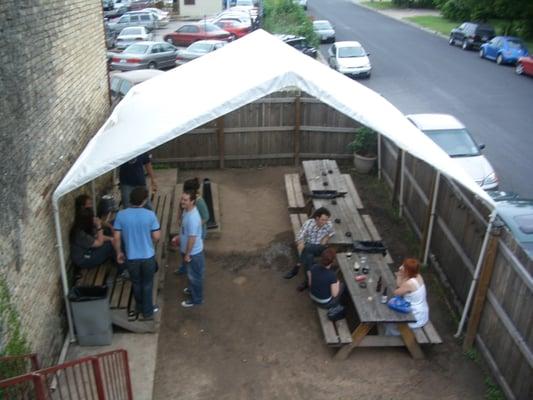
[479,36,529,65]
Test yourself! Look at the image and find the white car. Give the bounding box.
[313,20,335,43]
[328,41,371,78]
[406,114,498,190]
[230,0,258,19]
[293,0,307,10]
[115,26,153,50]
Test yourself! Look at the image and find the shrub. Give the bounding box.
[263,0,318,46]
[348,127,378,157]
[441,0,470,21]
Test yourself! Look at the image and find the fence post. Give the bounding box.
[32,373,48,400]
[421,171,440,264]
[91,357,107,400]
[216,116,225,169]
[462,224,501,350]
[293,94,301,166]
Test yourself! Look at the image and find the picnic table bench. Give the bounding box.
[76,187,173,333]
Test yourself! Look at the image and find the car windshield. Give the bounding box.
[314,22,332,30]
[424,129,480,157]
[508,39,524,49]
[338,46,365,58]
[124,44,149,54]
[121,27,143,35]
[188,42,213,53]
[204,23,222,32]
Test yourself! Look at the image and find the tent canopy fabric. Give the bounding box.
[53,30,494,208]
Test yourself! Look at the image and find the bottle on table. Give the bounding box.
[381,287,388,304]
[376,275,382,292]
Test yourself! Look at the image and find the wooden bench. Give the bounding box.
[361,214,394,265]
[289,213,308,240]
[284,173,306,212]
[316,307,352,347]
[169,181,222,239]
[341,174,364,210]
[412,321,443,344]
[374,320,443,346]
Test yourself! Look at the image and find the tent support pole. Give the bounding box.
[377,133,382,180]
[422,171,440,265]
[216,116,225,169]
[53,196,76,342]
[293,94,301,166]
[454,210,497,338]
[399,149,405,218]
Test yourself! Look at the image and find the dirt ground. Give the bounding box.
[153,166,488,400]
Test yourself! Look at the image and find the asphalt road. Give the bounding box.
[310,0,533,197]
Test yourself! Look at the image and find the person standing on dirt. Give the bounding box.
[113,187,161,321]
[175,190,205,308]
[284,207,335,291]
[119,152,157,209]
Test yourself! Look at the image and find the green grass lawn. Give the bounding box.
[361,1,395,10]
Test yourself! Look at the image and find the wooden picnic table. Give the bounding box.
[303,159,348,194]
[334,252,425,360]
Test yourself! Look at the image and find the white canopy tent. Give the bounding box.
[53,30,495,340]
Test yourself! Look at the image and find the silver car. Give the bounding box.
[110,41,178,71]
[110,69,163,108]
[406,113,498,190]
[175,40,227,66]
[115,26,153,50]
[313,20,335,43]
[108,11,159,33]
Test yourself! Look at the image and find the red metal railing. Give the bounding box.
[0,353,40,379]
[0,349,133,400]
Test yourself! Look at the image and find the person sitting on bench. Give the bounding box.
[284,207,335,292]
[70,207,115,269]
[308,248,344,308]
[385,258,429,336]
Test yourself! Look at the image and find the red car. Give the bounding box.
[214,20,252,39]
[516,56,533,77]
[163,23,233,47]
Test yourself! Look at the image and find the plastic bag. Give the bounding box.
[387,296,411,314]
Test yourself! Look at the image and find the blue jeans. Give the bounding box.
[300,243,326,272]
[186,252,205,304]
[120,184,153,210]
[126,256,156,317]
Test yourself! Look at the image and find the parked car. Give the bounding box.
[109,41,178,71]
[163,23,233,47]
[328,41,371,78]
[494,199,533,258]
[103,0,129,18]
[175,40,227,66]
[214,20,251,39]
[141,7,170,27]
[230,0,258,20]
[516,55,533,76]
[115,26,153,50]
[128,0,155,11]
[479,36,528,65]
[449,22,495,50]
[104,21,117,49]
[209,12,252,28]
[313,20,335,43]
[275,34,317,58]
[109,69,163,107]
[406,113,498,190]
[108,11,158,33]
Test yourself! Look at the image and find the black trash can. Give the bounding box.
[69,286,112,346]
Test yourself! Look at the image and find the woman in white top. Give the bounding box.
[386,258,429,335]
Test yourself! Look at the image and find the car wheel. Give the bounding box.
[448,36,455,46]
[479,48,484,58]
[496,54,504,65]
[515,62,524,75]
[148,62,157,69]
[462,40,469,50]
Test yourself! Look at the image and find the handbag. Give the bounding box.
[387,296,411,314]
[327,304,346,321]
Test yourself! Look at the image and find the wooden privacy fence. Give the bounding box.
[380,137,532,400]
[152,90,531,399]
[152,91,360,168]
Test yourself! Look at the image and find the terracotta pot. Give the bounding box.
[353,153,376,174]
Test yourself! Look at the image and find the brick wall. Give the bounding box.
[0,0,111,363]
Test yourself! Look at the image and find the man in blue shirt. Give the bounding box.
[119,153,157,209]
[176,190,205,308]
[113,187,161,320]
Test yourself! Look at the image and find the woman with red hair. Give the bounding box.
[386,258,429,335]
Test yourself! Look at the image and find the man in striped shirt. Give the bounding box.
[284,207,335,291]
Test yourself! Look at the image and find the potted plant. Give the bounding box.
[348,126,378,173]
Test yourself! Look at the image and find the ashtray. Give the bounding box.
[345,231,352,237]
[331,199,337,205]
[322,172,327,176]
[358,282,367,289]
[328,169,333,174]
[362,267,369,274]
[323,181,329,186]
[334,218,341,224]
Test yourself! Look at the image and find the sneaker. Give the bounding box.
[181,300,195,308]
[183,288,191,295]
[283,265,300,280]
[297,281,309,292]
[153,305,160,314]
